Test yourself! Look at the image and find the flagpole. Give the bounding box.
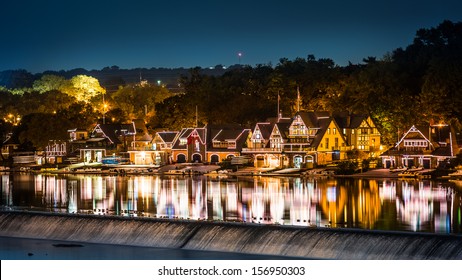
[277,91,280,119]
[297,86,300,112]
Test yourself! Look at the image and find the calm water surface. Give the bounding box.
[1,172,461,234]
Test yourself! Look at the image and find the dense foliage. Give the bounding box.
[153,20,462,146]
[1,20,461,151]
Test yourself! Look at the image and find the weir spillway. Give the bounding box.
[1,212,461,259]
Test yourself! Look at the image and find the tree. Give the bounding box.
[420,57,462,127]
[18,113,63,150]
[112,83,172,122]
[61,75,105,103]
[17,103,98,150]
[32,74,68,93]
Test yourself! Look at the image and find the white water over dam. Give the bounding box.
[1,212,461,259]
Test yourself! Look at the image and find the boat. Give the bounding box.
[398,171,418,178]
[390,167,407,173]
[398,167,424,178]
[101,156,129,165]
[447,169,462,179]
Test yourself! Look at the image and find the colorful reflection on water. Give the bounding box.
[1,173,461,234]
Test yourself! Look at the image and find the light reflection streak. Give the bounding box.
[1,174,12,207]
[394,180,453,233]
[1,173,461,234]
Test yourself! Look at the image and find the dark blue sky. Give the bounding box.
[1,0,462,73]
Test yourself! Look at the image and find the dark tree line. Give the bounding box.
[153,20,462,145]
[1,20,461,152]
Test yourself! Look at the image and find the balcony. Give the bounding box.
[127,146,158,152]
[241,147,282,153]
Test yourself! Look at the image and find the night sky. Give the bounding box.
[1,0,462,73]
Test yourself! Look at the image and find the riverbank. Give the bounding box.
[2,162,452,181]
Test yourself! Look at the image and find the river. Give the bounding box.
[1,172,461,235]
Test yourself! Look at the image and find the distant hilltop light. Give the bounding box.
[208,65,227,70]
[238,52,243,64]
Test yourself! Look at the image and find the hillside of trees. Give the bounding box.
[1,20,461,152]
[154,20,462,145]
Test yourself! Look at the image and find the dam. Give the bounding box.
[1,211,461,259]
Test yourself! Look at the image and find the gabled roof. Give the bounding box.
[92,123,135,144]
[332,112,369,129]
[207,124,246,141]
[252,122,274,140]
[172,128,193,150]
[171,127,206,150]
[132,119,148,134]
[235,129,251,151]
[213,129,245,141]
[156,131,179,144]
[396,125,432,148]
[131,119,152,142]
[310,118,335,148]
[255,122,273,140]
[295,111,330,128]
[135,133,152,142]
[272,121,291,139]
[207,124,251,152]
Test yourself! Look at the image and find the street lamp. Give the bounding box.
[102,90,108,124]
[103,103,108,124]
[5,114,20,125]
